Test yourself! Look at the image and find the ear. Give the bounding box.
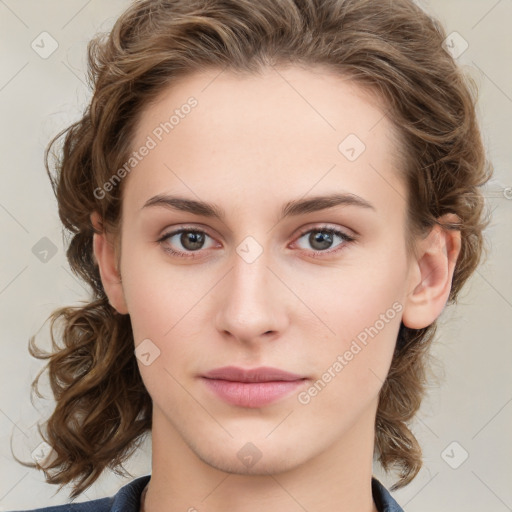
[90,211,129,315]
[402,213,461,329]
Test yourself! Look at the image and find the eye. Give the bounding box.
[157,224,356,260]
[292,225,356,257]
[157,228,217,259]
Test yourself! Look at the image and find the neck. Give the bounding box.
[143,402,379,512]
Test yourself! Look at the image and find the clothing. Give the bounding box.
[372,477,405,512]
[10,474,404,512]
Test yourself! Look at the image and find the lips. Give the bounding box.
[201,366,307,408]
[203,366,304,382]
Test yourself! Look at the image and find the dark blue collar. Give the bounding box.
[18,474,404,511]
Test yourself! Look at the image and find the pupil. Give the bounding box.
[182,232,204,250]
[310,231,332,250]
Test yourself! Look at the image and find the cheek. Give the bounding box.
[122,254,207,399]
[120,239,203,335]
[293,248,407,389]
[297,257,406,344]
[297,293,401,420]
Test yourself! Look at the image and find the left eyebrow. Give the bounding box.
[281,192,376,217]
[141,192,376,221]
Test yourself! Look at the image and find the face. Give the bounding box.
[105,66,419,474]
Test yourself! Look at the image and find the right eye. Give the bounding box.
[157,227,218,259]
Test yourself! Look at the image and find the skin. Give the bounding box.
[91,65,461,512]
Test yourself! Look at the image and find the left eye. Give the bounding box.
[293,227,355,255]
[157,226,355,259]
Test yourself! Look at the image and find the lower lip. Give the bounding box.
[201,378,306,408]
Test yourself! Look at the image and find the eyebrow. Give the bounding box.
[141,192,376,221]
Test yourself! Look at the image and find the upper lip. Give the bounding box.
[202,366,305,383]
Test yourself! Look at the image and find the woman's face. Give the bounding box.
[106,66,421,473]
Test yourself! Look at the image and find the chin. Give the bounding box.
[195,442,305,476]
[179,425,311,476]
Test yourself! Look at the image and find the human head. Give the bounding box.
[22,0,491,499]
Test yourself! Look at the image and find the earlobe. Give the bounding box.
[90,211,128,315]
[402,214,461,329]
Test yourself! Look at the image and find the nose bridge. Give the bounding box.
[215,241,286,341]
[232,246,270,301]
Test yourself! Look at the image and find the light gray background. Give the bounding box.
[0,1,511,510]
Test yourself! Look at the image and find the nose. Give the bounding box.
[214,246,289,345]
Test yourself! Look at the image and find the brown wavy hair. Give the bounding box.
[14,0,492,499]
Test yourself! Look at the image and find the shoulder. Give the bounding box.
[8,474,151,512]
[372,477,405,512]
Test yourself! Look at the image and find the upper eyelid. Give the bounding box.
[294,224,353,237]
[160,223,351,237]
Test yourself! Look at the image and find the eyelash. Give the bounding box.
[157,225,356,259]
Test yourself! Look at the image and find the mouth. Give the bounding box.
[200,366,308,408]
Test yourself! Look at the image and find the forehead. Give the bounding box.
[124,66,406,218]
